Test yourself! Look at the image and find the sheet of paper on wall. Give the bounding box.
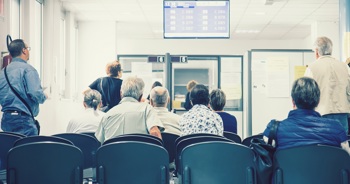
[131,62,153,97]
[267,57,289,98]
[221,59,241,73]
[294,66,307,80]
[343,32,350,59]
[222,85,241,100]
[252,60,267,94]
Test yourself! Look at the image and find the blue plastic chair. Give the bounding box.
[14,135,73,147]
[274,144,350,184]
[223,131,242,143]
[96,141,169,184]
[7,142,83,184]
[103,134,163,146]
[180,141,256,184]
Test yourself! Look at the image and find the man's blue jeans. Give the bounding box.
[1,112,38,136]
[322,113,349,134]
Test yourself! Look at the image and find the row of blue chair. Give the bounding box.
[2,131,350,184]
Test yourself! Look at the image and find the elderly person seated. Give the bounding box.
[150,86,181,136]
[67,89,105,133]
[179,84,223,136]
[210,89,237,134]
[263,77,350,154]
[95,76,164,143]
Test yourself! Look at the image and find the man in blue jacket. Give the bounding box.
[0,39,47,135]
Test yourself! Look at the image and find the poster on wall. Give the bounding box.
[0,0,3,17]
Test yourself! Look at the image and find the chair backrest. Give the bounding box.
[180,141,256,184]
[161,132,180,163]
[123,133,163,144]
[103,134,163,146]
[14,135,74,147]
[96,141,169,184]
[175,133,221,147]
[223,131,242,143]
[7,142,83,184]
[80,132,97,140]
[274,144,350,184]
[242,134,264,147]
[175,136,232,174]
[0,131,26,138]
[0,134,22,170]
[53,133,101,169]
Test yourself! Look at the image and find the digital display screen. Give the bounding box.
[163,1,230,39]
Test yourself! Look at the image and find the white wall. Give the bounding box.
[0,0,317,135]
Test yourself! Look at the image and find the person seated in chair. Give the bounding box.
[210,89,237,134]
[66,89,105,133]
[95,76,164,143]
[263,77,350,154]
[179,84,223,136]
[150,86,181,136]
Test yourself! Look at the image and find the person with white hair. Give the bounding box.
[304,36,350,134]
[150,86,181,135]
[95,76,164,143]
[66,89,105,133]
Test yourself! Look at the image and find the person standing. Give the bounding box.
[87,60,123,112]
[0,39,47,136]
[305,36,350,134]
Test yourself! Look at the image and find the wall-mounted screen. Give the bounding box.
[163,1,230,39]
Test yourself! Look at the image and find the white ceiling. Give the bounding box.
[61,0,339,40]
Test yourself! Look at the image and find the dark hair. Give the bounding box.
[8,39,26,58]
[152,81,162,88]
[108,61,122,77]
[190,84,209,106]
[291,77,320,110]
[210,89,226,111]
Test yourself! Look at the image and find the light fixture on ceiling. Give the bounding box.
[263,0,285,5]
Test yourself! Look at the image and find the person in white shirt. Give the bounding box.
[150,86,181,136]
[66,89,105,133]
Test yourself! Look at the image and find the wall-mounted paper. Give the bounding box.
[294,66,307,80]
[267,57,289,97]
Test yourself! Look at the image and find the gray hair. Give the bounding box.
[84,89,102,110]
[121,76,145,100]
[150,86,169,107]
[209,89,226,111]
[291,77,320,110]
[314,36,333,56]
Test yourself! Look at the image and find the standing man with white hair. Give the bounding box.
[305,36,350,134]
[95,76,164,143]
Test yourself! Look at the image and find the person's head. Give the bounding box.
[106,60,122,78]
[83,89,102,110]
[151,81,162,89]
[291,77,320,110]
[8,39,30,61]
[150,86,169,107]
[186,80,198,92]
[346,57,350,68]
[209,89,226,111]
[190,84,210,106]
[314,36,333,59]
[121,76,145,101]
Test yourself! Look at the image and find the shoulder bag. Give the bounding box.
[4,67,40,135]
[250,119,279,184]
[99,77,111,112]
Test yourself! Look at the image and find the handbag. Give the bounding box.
[250,119,279,184]
[4,67,40,135]
[99,77,110,112]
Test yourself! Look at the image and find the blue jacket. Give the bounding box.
[263,109,348,150]
[0,58,46,116]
